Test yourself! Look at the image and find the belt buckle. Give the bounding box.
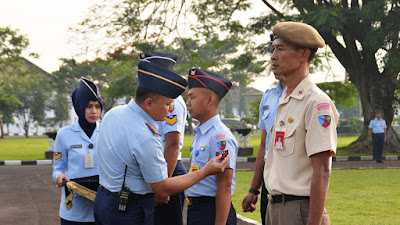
[267,194,274,204]
[186,197,192,206]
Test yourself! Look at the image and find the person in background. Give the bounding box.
[53,78,103,225]
[241,73,285,225]
[369,110,386,163]
[153,53,188,225]
[185,68,238,225]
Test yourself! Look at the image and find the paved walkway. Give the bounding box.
[1,160,399,225]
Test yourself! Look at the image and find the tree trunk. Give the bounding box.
[0,112,4,139]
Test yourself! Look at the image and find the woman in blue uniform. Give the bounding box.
[52,78,103,225]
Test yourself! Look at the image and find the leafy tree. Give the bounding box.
[0,27,31,138]
[248,98,262,126]
[7,71,50,137]
[317,80,359,109]
[251,0,400,151]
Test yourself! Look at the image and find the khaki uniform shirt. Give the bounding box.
[263,75,339,196]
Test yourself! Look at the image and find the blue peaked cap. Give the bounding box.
[138,52,187,99]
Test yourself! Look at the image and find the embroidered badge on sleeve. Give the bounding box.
[54,152,62,160]
[217,140,226,150]
[214,133,226,140]
[318,115,332,128]
[315,102,330,111]
[166,115,177,125]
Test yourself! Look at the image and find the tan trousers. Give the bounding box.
[265,199,330,225]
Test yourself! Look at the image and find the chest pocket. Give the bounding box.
[262,110,270,120]
[194,148,210,164]
[277,126,296,157]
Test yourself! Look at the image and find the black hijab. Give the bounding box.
[71,78,103,138]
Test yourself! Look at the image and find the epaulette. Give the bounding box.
[145,123,161,136]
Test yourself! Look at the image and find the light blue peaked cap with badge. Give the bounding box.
[138,52,187,99]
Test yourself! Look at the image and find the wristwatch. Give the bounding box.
[249,188,260,195]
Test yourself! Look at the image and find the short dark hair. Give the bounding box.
[296,46,317,63]
[375,110,382,114]
[135,84,161,104]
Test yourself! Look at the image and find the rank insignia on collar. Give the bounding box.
[166,115,177,125]
[145,123,161,136]
[318,115,331,128]
[54,152,62,160]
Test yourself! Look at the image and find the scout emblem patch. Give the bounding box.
[274,131,284,150]
[145,123,161,136]
[166,115,177,125]
[217,141,226,150]
[318,115,331,128]
[54,152,62,160]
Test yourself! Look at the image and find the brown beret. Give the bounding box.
[272,21,325,49]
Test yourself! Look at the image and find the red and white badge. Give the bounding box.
[274,131,285,150]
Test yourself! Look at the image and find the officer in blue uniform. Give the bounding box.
[369,110,387,163]
[94,53,230,225]
[155,95,187,225]
[185,68,238,225]
[242,74,285,224]
[53,78,103,225]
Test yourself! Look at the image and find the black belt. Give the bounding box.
[267,194,309,204]
[186,196,215,206]
[101,185,154,199]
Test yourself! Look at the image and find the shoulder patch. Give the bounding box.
[145,123,161,136]
[214,133,226,140]
[315,102,330,111]
[318,115,331,128]
[166,115,177,125]
[54,152,62,160]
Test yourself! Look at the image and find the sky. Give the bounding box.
[0,0,345,92]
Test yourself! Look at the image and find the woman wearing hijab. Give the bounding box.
[52,78,103,225]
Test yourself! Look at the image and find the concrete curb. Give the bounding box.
[236,214,262,225]
[1,156,400,166]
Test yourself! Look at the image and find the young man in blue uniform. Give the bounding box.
[369,110,387,163]
[153,53,188,225]
[94,53,229,225]
[185,68,238,225]
[241,73,285,224]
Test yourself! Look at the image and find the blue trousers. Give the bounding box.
[260,181,268,225]
[154,160,186,225]
[372,133,384,162]
[94,186,155,225]
[60,218,95,225]
[187,200,236,225]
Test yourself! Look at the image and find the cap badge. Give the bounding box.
[191,69,196,75]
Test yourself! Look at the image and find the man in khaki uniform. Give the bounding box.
[263,21,339,225]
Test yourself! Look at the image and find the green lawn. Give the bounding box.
[0,133,386,161]
[234,169,400,224]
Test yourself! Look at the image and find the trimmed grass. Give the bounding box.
[0,137,49,160]
[234,169,400,224]
[0,133,389,161]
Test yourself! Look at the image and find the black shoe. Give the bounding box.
[378,161,383,163]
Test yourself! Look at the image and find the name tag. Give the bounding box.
[274,131,285,150]
[70,144,82,149]
[84,153,94,168]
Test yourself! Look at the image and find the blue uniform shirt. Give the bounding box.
[97,99,168,194]
[369,118,387,134]
[184,115,238,197]
[52,122,100,222]
[258,81,285,161]
[157,95,187,159]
